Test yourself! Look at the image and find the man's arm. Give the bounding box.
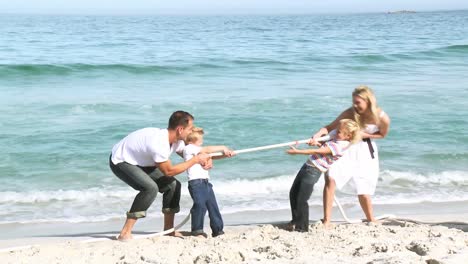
[157,153,209,177]
[311,108,353,142]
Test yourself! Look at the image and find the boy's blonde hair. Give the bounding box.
[339,119,361,144]
[352,85,380,128]
[186,127,204,143]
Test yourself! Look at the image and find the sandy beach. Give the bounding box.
[2,213,467,264]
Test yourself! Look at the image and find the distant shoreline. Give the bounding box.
[387,10,417,14]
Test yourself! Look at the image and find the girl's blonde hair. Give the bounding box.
[352,85,380,127]
[186,127,204,143]
[339,119,361,144]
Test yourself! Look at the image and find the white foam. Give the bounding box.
[0,188,134,203]
[1,170,467,224]
[379,170,468,186]
[212,174,297,195]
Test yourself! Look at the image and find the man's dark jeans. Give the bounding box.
[109,156,181,218]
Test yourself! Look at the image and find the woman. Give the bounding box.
[311,86,390,226]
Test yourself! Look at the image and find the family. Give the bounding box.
[109,85,390,241]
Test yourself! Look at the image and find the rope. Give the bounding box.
[334,196,395,223]
[209,135,330,157]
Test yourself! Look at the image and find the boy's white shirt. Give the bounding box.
[183,144,210,180]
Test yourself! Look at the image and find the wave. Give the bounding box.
[439,44,468,52]
[421,152,468,162]
[349,54,395,63]
[0,63,209,77]
[1,169,468,224]
[2,43,464,78]
[379,170,468,187]
[336,43,468,64]
[1,170,466,205]
[0,59,292,78]
[0,188,134,204]
[1,192,467,225]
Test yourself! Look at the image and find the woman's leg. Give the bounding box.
[358,194,376,222]
[322,174,336,226]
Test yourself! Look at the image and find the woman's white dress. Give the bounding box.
[327,115,383,195]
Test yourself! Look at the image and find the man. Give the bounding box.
[109,110,210,241]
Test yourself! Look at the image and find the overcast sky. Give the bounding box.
[1,0,467,14]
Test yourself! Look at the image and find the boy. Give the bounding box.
[183,127,235,237]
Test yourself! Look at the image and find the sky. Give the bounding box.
[1,0,468,14]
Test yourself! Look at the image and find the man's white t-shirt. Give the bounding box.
[111,128,185,167]
[183,144,209,180]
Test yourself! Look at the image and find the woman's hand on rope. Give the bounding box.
[308,138,322,147]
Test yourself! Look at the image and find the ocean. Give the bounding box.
[0,11,467,232]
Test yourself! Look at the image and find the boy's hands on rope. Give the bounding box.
[223,147,236,157]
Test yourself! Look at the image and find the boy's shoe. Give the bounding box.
[212,231,225,237]
[192,230,208,238]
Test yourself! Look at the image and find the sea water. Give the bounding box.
[0,11,467,227]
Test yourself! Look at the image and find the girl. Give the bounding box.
[286,119,361,231]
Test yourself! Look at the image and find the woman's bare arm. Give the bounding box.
[312,108,354,140]
[362,112,391,139]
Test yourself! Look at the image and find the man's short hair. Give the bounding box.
[168,110,194,129]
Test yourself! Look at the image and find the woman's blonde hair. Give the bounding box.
[186,127,204,143]
[339,119,361,144]
[352,85,380,127]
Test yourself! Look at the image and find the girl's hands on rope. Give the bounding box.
[286,145,300,155]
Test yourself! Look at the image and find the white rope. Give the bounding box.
[135,213,191,239]
[209,135,330,157]
[334,196,395,223]
[81,214,192,243]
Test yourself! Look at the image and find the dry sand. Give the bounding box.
[2,218,467,264]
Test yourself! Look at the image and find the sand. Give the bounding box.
[2,217,467,264]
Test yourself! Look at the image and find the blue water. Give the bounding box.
[1,11,467,224]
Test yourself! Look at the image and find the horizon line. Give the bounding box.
[1,8,467,16]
